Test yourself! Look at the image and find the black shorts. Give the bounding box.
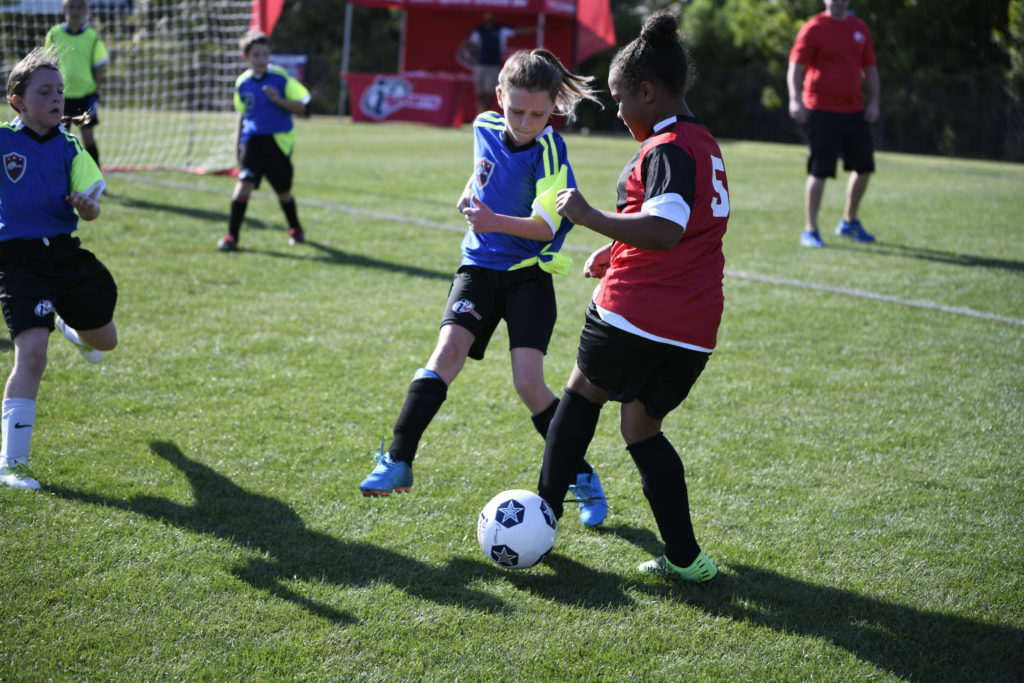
[239,135,293,193]
[64,95,99,128]
[440,264,556,361]
[576,303,709,420]
[0,234,117,339]
[806,109,875,178]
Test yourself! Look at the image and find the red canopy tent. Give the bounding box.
[249,0,615,126]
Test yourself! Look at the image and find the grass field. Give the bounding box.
[1,117,1022,681]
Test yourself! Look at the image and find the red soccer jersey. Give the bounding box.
[790,12,876,113]
[593,118,729,351]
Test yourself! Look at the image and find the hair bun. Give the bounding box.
[640,11,680,46]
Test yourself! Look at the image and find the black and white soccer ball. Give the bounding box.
[477,489,557,569]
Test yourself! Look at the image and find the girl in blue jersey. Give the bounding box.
[359,49,607,522]
[0,49,117,490]
[538,12,729,581]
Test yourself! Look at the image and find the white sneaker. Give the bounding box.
[0,459,40,490]
[55,315,103,364]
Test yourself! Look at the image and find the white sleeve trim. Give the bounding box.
[641,192,690,231]
[530,199,558,237]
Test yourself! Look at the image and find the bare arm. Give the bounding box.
[93,64,104,96]
[556,188,683,251]
[462,196,553,241]
[863,65,880,123]
[67,190,100,221]
[263,85,307,115]
[787,61,808,124]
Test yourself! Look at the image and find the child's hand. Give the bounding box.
[556,188,593,226]
[462,195,497,234]
[66,190,100,221]
[584,243,612,279]
[456,192,472,214]
[262,85,282,102]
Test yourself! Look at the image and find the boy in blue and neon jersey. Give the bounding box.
[218,30,311,251]
[357,49,610,528]
[1,49,118,490]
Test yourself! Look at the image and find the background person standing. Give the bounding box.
[787,0,880,248]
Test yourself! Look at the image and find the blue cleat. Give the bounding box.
[359,442,412,497]
[800,229,827,248]
[569,470,607,527]
[835,218,875,243]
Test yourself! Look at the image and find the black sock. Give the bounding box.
[229,198,248,240]
[280,198,301,229]
[530,399,558,438]
[387,376,447,464]
[85,143,99,165]
[537,389,602,519]
[627,433,700,567]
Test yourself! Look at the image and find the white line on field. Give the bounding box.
[115,173,1024,328]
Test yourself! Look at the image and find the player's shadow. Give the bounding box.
[599,525,1023,680]
[839,239,1024,273]
[249,240,452,281]
[46,440,506,624]
[105,195,273,232]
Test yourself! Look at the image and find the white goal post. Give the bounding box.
[1,0,253,173]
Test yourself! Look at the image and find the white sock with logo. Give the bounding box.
[1,398,36,467]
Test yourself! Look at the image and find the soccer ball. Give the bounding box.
[477,489,557,569]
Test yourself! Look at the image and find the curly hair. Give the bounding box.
[610,11,695,98]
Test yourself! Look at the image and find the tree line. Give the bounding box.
[271,0,1024,161]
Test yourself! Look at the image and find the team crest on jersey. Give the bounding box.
[452,298,483,320]
[34,300,55,317]
[4,152,26,183]
[475,157,494,188]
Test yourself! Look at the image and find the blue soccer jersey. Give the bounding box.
[234,65,311,155]
[0,119,105,241]
[461,111,575,272]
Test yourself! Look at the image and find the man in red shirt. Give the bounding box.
[787,0,880,247]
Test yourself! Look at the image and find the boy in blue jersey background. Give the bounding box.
[358,49,611,528]
[1,49,118,490]
[218,30,311,252]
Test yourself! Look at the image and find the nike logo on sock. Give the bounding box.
[14,422,32,429]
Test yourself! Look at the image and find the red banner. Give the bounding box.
[348,73,473,128]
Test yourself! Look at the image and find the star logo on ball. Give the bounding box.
[496,499,525,527]
[490,544,519,567]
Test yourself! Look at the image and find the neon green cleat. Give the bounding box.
[638,551,717,582]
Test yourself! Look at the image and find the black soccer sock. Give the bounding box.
[530,399,558,438]
[537,389,602,519]
[85,143,99,165]
[280,198,301,230]
[627,433,701,567]
[387,376,448,465]
[228,198,248,240]
[532,398,594,477]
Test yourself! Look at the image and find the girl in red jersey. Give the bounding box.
[536,11,730,581]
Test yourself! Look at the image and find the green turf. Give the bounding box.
[1,118,1021,681]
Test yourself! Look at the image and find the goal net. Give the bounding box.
[1,0,253,173]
